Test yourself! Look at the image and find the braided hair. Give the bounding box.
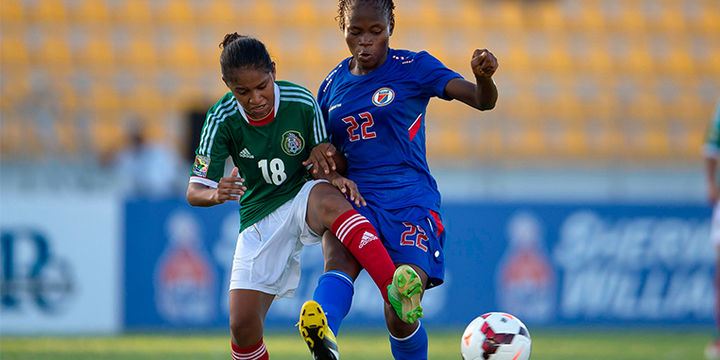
[336,0,395,30]
[218,33,273,78]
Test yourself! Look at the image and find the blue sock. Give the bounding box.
[312,270,354,335]
[389,321,428,360]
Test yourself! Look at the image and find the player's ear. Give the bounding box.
[389,18,395,36]
[222,76,229,88]
[271,62,276,80]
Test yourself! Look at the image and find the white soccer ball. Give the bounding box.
[461,312,532,360]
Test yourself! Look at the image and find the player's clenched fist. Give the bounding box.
[214,167,247,204]
[471,49,498,79]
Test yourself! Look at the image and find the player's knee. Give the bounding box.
[229,312,263,347]
[313,183,351,219]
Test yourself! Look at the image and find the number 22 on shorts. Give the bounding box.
[400,222,428,252]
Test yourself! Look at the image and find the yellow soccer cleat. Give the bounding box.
[298,300,340,360]
[387,264,424,324]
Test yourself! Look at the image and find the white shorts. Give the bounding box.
[229,180,326,298]
[712,200,720,246]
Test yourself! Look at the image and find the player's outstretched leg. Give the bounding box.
[299,300,340,360]
[387,265,424,324]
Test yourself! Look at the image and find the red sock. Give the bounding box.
[231,338,269,360]
[332,209,396,304]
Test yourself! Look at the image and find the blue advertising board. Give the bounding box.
[124,200,714,330]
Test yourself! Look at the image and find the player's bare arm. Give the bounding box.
[444,48,499,111]
[186,167,246,207]
[706,157,719,203]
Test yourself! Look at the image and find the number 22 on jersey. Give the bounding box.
[342,112,376,141]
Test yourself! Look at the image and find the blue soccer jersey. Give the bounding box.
[317,48,462,212]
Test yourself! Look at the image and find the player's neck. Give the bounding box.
[350,50,389,76]
[246,108,275,126]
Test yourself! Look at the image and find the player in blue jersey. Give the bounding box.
[186,33,422,360]
[299,1,499,359]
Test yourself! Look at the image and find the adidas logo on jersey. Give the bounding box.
[358,231,378,249]
[238,148,255,159]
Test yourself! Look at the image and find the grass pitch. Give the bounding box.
[0,328,709,360]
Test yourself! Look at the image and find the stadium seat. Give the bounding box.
[114,0,153,24]
[72,0,111,24]
[0,0,25,23]
[30,0,67,23]
[36,31,73,67]
[162,0,194,25]
[0,32,29,65]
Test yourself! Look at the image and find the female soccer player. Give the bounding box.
[186,33,421,360]
[704,101,720,360]
[301,1,499,359]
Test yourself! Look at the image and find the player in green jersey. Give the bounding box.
[186,33,421,360]
[705,101,720,360]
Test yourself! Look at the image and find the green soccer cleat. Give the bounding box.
[387,264,424,324]
[298,300,340,360]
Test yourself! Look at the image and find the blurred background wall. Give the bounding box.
[1,0,719,334]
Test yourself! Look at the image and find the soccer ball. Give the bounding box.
[460,312,531,360]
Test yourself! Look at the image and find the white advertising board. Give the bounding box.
[0,193,121,335]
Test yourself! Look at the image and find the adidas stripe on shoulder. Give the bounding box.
[199,95,239,156]
[278,83,327,144]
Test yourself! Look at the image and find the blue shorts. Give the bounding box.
[354,204,446,289]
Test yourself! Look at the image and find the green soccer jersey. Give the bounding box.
[705,101,720,157]
[190,80,327,232]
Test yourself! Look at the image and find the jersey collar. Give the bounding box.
[236,82,280,124]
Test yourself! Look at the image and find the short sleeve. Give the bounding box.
[413,51,463,100]
[309,94,329,147]
[704,101,720,158]
[317,77,332,127]
[189,117,230,188]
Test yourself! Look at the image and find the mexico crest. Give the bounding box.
[281,130,305,156]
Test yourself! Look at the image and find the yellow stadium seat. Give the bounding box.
[615,0,646,33]
[695,0,720,34]
[196,0,233,25]
[72,0,110,24]
[584,36,613,73]
[660,36,695,74]
[647,0,686,33]
[292,1,319,26]
[1,33,29,64]
[37,32,72,66]
[81,34,115,67]
[164,38,199,69]
[526,1,565,32]
[624,38,654,74]
[250,1,277,25]
[89,82,121,111]
[0,114,23,155]
[30,0,67,23]
[115,0,152,24]
[495,1,524,30]
[0,0,25,23]
[91,113,124,156]
[124,37,158,66]
[162,0,193,24]
[457,0,482,29]
[128,83,164,113]
[560,0,604,32]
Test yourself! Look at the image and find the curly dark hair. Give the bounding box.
[336,0,395,30]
